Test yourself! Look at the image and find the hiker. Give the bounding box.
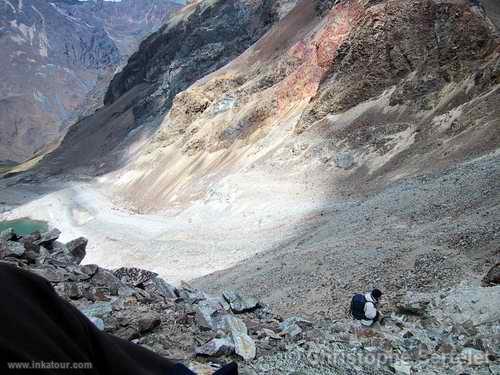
[350,288,383,327]
[0,263,237,375]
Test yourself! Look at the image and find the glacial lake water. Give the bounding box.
[0,218,49,236]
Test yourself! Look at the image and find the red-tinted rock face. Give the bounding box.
[37,0,499,212]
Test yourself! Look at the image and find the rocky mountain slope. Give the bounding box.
[39,0,499,202]
[0,0,181,163]
[30,0,499,298]
[2,1,499,372]
[41,0,279,174]
[14,0,499,277]
[1,227,499,374]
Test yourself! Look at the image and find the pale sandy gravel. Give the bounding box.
[0,172,327,284]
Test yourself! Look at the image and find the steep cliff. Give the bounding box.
[42,0,280,173]
[43,0,498,212]
[0,0,181,163]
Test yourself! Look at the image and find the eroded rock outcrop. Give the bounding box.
[0,0,182,163]
[36,0,499,212]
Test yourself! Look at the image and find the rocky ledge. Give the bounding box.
[1,228,498,374]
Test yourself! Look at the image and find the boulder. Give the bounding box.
[280,323,302,337]
[113,267,158,287]
[138,313,161,334]
[222,290,259,313]
[224,315,248,336]
[195,337,234,357]
[33,229,61,249]
[65,237,88,264]
[195,299,227,331]
[178,281,207,303]
[232,331,256,361]
[64,282,83,300]
[206,295,230,311]
[0,240,25,258]
[92,268,135,296]
[143,277,178,299]
[224,315,256,361]
[80,264,99,277]
[481,263,500,286]
[278,317,313,338]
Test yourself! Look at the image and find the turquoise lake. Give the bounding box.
[0,218,49,236]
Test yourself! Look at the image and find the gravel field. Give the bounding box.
[194,151,500,318]
[1,151,498,320]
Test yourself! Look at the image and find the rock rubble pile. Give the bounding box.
[0,228,316,372]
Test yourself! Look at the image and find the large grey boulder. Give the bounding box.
[0,240,25,258]
[195,337,235,357]
[138,312,161,334]
[80,264,99,277]
[31,266,71,282]
[91,268,135,297]
[65,237,88,264]
[224,315,248,336]
[195,299,228,331]
[33,229,61,249]
[224,315,255,361]
[31,265,91,283]
[222,290,259,313]
[178,281,207,303]
[143,277,178,299]
[233,333,256,362]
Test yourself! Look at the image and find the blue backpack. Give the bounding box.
[351,293,367,320]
